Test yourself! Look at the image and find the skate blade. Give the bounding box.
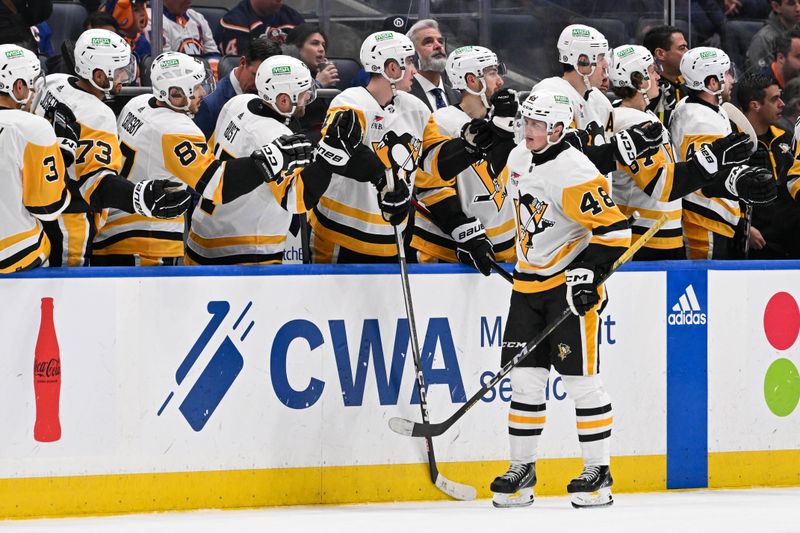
[570,487,613,508]
[492,488,534,508]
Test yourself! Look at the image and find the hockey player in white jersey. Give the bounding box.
[0,45,70,273]
[188,55,354,265]
[532,24,664,177]
[309,30,495,263]
[36,28,191,266]
[490,92,630,509]
[410,45,518,273]
[99,51,312,265]
[608,44,755,260]
[670,47,777,259]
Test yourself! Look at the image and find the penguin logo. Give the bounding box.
[372,131,422,185]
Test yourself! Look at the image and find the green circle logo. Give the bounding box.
[763,358,800,417]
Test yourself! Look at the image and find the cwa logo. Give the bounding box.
[668,284,707,325]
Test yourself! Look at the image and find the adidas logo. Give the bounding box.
[668,284,707,326]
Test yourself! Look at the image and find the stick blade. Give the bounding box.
[435,473,477,501]
[388,417,417,436]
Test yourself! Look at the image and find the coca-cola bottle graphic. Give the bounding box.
[33,297,61,442]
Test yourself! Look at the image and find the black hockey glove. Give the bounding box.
[132,179,191,219]
[691,132,752,177]
[724,165,777,205]
[44,101,80,167]
[563,128,591,153]
[461,118,494,159]
[611,121,662,166]
[565,262,600,316]
[377,178,411,226]
[251,134,313,184]
[341,145,387,187]
[490,88,518,135]
[452,218,494,276]
[316,108,363,168]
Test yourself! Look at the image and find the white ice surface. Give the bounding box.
[2,488,798,533]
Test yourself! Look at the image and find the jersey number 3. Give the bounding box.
[580,187,615,216]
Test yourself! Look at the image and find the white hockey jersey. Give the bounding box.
[611,105,683,252]
[92,94,190,259]
[160,9,220,57]
[187,94,307,265]
[35,73,123,266]
[506,141,630,294]
[310,86,450,260]
[531,76,614,135]
[411,105,516,262]
[670,96,741,246]
[0,110,69,273]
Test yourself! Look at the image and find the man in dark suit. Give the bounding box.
[193,37,280,137]
[406,19,460,111]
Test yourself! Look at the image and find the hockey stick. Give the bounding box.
[389,213,669,439]
[387,174,477,501]
[409,197,514,283]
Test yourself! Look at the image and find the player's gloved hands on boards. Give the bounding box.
[377,178,411,226]
[132,179,191,219]
[452,217,494,276]
[341,145,387,187]
[691,131,752,177]
[612,121,662,166]
[251,134,313,183]
[461,118,494,159]
[44,101,80,167]
[565,262,600,316]
[725,165,777,205]
[490,88,518,135]
[315,108,362,168]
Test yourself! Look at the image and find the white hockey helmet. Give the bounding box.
[360,31,416,83]
[446,45,506,108]
[557,24,609,68]
[680,46,732,96]
[0,44,42,106]
[609,45,654,89]
[150,52,215,112]
[256,55,316,118]
[520,92,574,151]
[73,28,136,95]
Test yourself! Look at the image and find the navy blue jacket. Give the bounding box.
[214,0,304,56]
[193,72,238,138]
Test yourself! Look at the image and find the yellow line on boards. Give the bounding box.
[1,455,666,520]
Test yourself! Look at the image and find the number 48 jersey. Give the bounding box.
[506,141,630,294]
[93,93,210,260]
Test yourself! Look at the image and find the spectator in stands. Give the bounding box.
[760,29,800,89]
[779,75,800,129]
[160,0,220,60]
[85,11,122,33]
[738,71,800,258]
[33,21,54,57]
[643,25,688,124]
[194,37,280,137]
[0,0,52,52]
[104,0,151,58]
[747,0,800,69]
[406,19,460,112]
[215,0,304,56]
[289,24,338,88]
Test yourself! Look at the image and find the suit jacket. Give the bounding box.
[193,73,238,138]
[409,76,461,112]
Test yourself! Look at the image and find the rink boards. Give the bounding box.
[0,261,798,518]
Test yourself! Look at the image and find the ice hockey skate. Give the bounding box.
[567,465,614,508]
[490,462,536,508]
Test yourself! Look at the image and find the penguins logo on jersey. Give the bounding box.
[472,161,506,211]
[557,343,571,361]
[372,131,421,185]
[517,193,555,251]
